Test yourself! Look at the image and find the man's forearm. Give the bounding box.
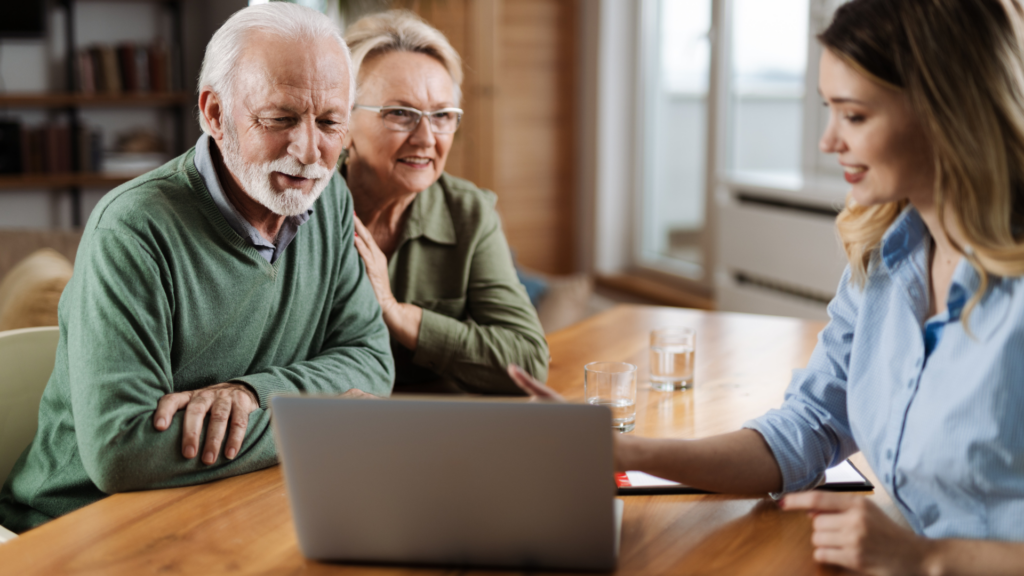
[618,429,783,494]
[81,408,278,494]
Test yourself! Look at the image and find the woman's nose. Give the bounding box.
[408,114,436,147]
[819,117,842,154]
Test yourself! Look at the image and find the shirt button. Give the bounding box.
[914,358,922,368]
[908,379,915,388]
[884,473,891,483]
[886,449,893,460]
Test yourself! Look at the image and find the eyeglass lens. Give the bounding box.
[380,108,460,134]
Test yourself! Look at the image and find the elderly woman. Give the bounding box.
[341,11,548,394]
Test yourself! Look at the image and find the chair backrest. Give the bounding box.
[0,326,60,486]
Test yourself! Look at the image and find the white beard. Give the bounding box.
[219,122,334,217]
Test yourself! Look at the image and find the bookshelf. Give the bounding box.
[0,173,142,190]
[0,92,189,108]
[0,0,186,227]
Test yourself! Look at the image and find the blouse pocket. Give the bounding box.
[413,296,468,320]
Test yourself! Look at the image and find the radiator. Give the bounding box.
[714,186,849,321]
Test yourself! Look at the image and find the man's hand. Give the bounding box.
[153,382,259,464]
[340,387,381,399]
[781,491,932,576]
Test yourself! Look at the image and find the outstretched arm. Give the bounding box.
[507,364,782,492]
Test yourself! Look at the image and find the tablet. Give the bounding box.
[615,459,874,495]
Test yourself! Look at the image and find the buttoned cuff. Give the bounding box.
[412,308,462,374]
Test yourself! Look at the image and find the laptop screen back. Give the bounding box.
[272,396,617,571]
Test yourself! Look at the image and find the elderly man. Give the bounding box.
[0,3,392,533]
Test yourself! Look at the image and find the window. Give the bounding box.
[633,0,811,285]
[637,0,712,278]
[728,0,809,176]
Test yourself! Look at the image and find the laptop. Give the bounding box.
[271,395,623,571]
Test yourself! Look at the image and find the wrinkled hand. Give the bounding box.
[340,387,381,399]
[782,491,932,575]
[353,214,397,315]
[153,382,259,464]
[507,364,565,401]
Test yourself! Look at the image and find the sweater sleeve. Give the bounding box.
[742,266,861,493]
[412,204,549,394]
[68,228,278,494]
[233,200,394,405]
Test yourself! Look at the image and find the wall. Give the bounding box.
[408,0,579,274]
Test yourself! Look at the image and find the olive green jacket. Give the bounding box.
[379,172,549,394]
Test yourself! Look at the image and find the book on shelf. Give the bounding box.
[10,121,104,174]
[76,41,175,95]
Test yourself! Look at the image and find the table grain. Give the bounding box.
[0,305,896,575]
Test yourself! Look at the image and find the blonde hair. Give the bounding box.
[344,10,463,105]
[823,0,1024,322]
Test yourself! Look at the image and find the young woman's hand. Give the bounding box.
[506,364,565,401]
[781,491,932,576]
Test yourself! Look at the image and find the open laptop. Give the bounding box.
[271,396,623,571]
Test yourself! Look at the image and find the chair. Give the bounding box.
[0,326,60,543]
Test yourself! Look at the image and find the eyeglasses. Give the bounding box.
[353,104,463,135]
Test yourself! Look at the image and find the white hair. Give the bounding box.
[345,10,463,106]
[197,2,354,134]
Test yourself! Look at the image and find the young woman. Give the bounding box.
[512,0,1024,573]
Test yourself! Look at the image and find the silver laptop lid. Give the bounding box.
[271,396,617,571]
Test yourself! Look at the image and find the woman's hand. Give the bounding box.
[507,364,639,469]
[352,214,398,314]
[506,364,565,401]
[352,213,422,349]
[781,491,933,575]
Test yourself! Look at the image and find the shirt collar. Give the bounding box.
[880,205,928,271]
[193,134,313,259]
[403,178,457,245]
[882,204,1010,339]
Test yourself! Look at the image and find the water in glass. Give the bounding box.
[587,397,636,432]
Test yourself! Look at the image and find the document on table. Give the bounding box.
[615,460,874,495]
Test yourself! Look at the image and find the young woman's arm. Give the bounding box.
[616,431,783,493]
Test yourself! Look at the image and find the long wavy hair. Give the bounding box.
[821,0,1024,320]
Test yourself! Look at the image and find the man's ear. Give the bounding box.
[199,88,227,141]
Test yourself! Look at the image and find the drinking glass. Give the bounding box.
[584,362,637,432]
[649,327,696,391]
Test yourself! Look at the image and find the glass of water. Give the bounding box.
[650,327,696,391]
[584,362,637,432]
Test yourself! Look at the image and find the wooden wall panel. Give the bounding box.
[494,0,576,274]
[402,0,577,274]
[399,0,497,192]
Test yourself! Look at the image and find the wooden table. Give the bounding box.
[0,305,898,575]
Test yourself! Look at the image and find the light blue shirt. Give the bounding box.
[192,134,311,263]
[746,206,1024,540]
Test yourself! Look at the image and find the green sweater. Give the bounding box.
[0,149,394,533]
[383,173,549,394]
